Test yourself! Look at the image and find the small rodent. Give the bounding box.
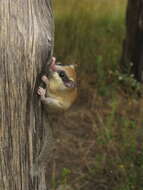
[37,57,77,112]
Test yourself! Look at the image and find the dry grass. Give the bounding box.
[50,81,143,190]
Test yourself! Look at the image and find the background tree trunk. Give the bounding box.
[121,0,143,82]
[0,0,54,189]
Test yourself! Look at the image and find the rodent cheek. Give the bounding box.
[51,72,65,89]
[57,79,66,90]
[52,72,60,81]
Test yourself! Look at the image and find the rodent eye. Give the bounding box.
[58,70,70,83]
[59,71,65,78]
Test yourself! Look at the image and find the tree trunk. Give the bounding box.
[121,0,143,82]
[0,1,54,190]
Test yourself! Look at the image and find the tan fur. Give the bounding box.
[48,65,77,110]
[38,63,77,111]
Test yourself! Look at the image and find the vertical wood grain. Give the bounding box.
[0,0,54,189]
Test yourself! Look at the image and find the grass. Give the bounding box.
[54,0,127,97]
[48,0,143,190]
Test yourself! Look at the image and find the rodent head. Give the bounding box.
[49,57,77,91]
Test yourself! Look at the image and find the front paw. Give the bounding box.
[37,87,46,97]
[41,75,49,83]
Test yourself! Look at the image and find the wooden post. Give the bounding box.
[0,0,54,189]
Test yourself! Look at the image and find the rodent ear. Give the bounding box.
[70,64,77,69]
[51,56,56,63]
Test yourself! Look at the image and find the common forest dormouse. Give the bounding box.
[37,57,77,111]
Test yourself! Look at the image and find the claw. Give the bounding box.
[37,87,46,96]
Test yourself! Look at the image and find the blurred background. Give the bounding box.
[48,1,143,190]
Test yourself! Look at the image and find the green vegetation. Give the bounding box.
[51,0,143,190]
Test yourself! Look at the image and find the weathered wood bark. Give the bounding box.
[0,1,54,189]
[121,0,143,81]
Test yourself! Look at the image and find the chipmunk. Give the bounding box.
[37,57,77,112]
